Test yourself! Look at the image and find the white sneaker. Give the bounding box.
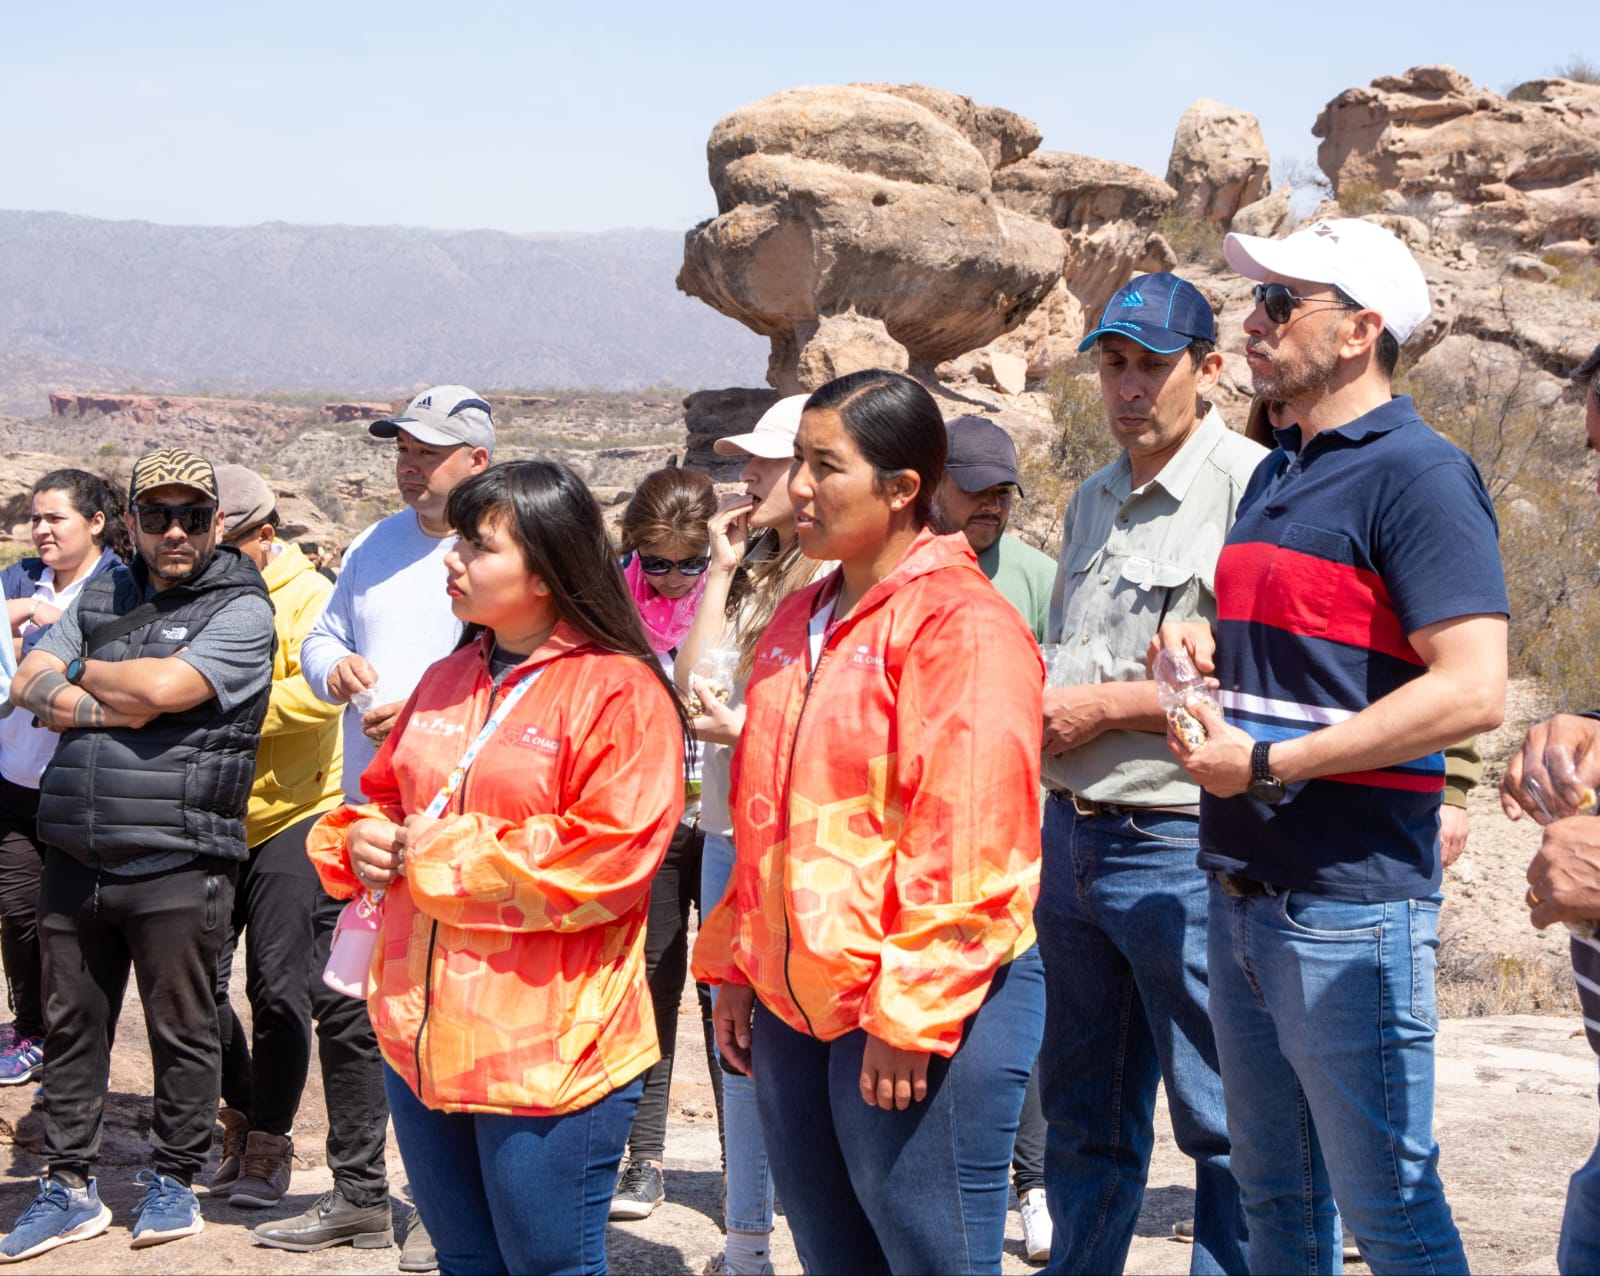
[1020,1187,1052,1265]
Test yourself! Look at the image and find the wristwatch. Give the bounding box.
[64,657,87,686]
[1248,739,1287,806]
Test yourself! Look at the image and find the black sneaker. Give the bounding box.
[609,1161,664,1221]
[251,1188,394,1252]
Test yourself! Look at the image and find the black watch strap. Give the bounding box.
[1251,739,1274,784]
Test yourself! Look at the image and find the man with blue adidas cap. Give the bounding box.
[1035,272,1261,1274]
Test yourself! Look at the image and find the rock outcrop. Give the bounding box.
[1166,99,1271,226]
[676,85,1064,393]
[1314,65,1600,246]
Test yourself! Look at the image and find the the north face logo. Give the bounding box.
[1120,291,1145,308]
[160,626,189,641]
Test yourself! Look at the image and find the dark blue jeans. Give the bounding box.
[383,1064,641,1276]
[1035,799,1244,1276]
[753,944,1043,1275]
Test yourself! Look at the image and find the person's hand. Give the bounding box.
[713,983,756,1076]
[1042,685,1107,756]
[1168,697,1254,797]
[25,600,62,630]
[1440,804,1469,867]
[362,701,405,744]
[327,655,378,704]
[1527,816,1600,929]
[393,813,442,871]
[707,496,755,575]
[690,678,745,747]
[1148,621,1217,676]
[860,1035,930,1110]
[1501,714,1600,824]
[347,818,401,890]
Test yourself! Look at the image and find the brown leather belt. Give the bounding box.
[1212,871,1278,898]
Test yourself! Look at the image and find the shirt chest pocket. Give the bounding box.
[1261,524,1355,639]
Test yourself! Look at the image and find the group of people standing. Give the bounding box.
[0,211,1596,1276]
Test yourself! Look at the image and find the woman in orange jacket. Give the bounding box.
[693,369,1046,1275]
[306,460,687,1276]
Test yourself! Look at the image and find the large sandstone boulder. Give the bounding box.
[677,85,1064,393]
[1166,99,1271,226]
[853,83,1041,171]
[1314,65,1600,246]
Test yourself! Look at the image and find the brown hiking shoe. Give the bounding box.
[206,1107,249,1193]
[228,1131,294,1208]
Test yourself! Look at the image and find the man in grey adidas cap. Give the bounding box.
[267,386,493,1269]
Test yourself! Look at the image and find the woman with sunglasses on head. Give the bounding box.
[609,465,724,1220]
[304,460,687,1275]
[694,369,1046,1275]
[0,471,125,1087]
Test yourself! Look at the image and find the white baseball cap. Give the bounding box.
[370,385,495,453]
[1224,218,1431,343]
[714,394,809,459]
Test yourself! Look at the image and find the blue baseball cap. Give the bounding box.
[1077,273,1216,354]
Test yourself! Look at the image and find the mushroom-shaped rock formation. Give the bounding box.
[677,85,1064,393]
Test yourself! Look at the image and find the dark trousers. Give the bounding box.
[310,884,391,1206]
[215,813,323,1135]
[38,849,234,1185]
[626,820,722,1165]
[0,777,46,1038]
[1013,1060,1046,1197]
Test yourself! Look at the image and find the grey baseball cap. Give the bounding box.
[944,416,1024,497]
[370,385,495,452]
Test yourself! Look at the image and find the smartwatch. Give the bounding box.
[64,657,87,686]
[1247,739,1287,806]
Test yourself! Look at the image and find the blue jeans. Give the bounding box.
[1035,800,1244,1276]
[1561,1133,1600,1274]
[753,944,1043,1275]
[1207,881,1467,1274]
[702,832,776,1236]
[383,1064,641,1276]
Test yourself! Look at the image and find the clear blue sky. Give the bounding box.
[4,1,1590,234]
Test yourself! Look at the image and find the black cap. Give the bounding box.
[944,417,1023,496]
[1573,342,1600,385]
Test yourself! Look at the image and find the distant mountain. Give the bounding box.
[0,211,767,413]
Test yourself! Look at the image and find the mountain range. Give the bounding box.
[0,210,768,414]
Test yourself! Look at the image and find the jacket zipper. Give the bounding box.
[408,659,527,1103]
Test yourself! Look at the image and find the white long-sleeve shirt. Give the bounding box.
[300,509,462,801]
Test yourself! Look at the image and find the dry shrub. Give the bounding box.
[1154,208,1225,267]
[1555,55,1600,85]
[1335,180,1385,216]
[1544,251,1600,300]
[1436,933,1578,1018]
[1011,363,1119,558]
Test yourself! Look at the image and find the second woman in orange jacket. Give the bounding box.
[693,369,1046,1275]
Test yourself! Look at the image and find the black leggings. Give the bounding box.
[0,776,45,1039]
[625,820,723,1164]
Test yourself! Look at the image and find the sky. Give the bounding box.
[3,2,1592,235]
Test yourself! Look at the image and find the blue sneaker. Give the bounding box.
[0,1037,44,1087]
[0,1176,112,1263]
[130,1170,203,1248]
[0,1023,18,1052]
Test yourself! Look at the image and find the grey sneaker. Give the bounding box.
[1172,1218,1194,1243]
[252,1188,394,1252]
[229,1130,293,1208]
[610,1160,665,1220]
[399,1215,438,1273]
[206,1107,250,1193]
[0,1176,112,1263]
[130,1170,204,1248]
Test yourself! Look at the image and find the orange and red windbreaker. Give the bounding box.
[692,528,1044,1056]
[307,624,684,1116]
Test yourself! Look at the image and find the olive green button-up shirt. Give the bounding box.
[1043,407,1266,805]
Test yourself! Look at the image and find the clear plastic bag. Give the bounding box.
[1153,647,1218,750]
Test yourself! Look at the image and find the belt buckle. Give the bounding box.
[1070,793,1098,818]
[1215,872,1267,898]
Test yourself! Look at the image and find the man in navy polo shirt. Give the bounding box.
[1161,219,1508,1272]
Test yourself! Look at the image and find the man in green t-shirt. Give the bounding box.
[935,417,1055,644]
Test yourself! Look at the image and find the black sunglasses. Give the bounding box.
[637,553,711,577]
[1252,282,1360,326]
[133,502,217,535]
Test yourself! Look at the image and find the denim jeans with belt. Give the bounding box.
[384,1063,641,1276]
[702,832,776,1236]
[1207,880,1467,1274]
[753,943,1043,1275]
[1035,798,1244,1276]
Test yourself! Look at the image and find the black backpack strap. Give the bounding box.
[81,602,166,657]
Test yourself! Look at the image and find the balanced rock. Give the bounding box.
[677,85,1064,393]
[1314,65,1600,246]
[854,83,1042,171]
[1165,99,1271,226]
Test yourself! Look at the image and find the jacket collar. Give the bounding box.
[812,526,981,626]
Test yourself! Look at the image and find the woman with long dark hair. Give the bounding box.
[0,470,123,1085]
[694,370,1046,1274]
[306,460,688,1275]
